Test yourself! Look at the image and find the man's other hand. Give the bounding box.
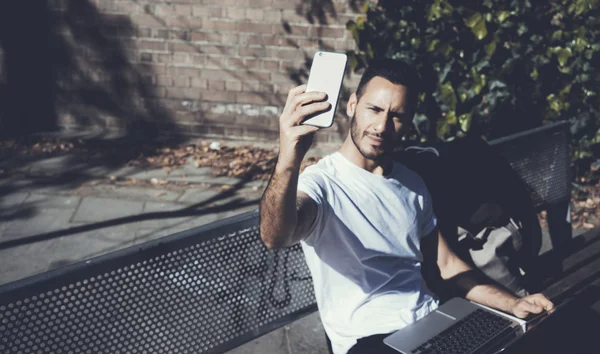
[510,293,555,318]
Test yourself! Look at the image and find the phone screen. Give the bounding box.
[301,51,348,128]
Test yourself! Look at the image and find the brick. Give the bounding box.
[225,80,243,92]
[155,29,169,39]
[155,74,172,86]
[236,92,270,105]
[168,41,197,53]
[136,63,166,74]
[271,0,298,10]
[192,54,207,65]
[228,57,244,68]
[239,46,267,57]
[155,53,172,64]
[140,52,153,62]
[244,58,261,69]
[248,0,273,8]
[130,14,168,28]
[174,4,192,16]
[281,9,308,24]
[226,7,246,20]
[166,87,203,100]
[271,48,303,60]
[263,59,279,71]
[238,22,272,33]
[199,45,237,56]
[311,26,347,39]
[208,80,226,91]
[242,81,260,91]
[263,9,282,22]
[190,31,222,43]
[246,8,264,21]
[164,16,203,28]
[221,33,240,44]
[272,23,310,36]
[154,4,175,17]
[173,52,191,65]
[173,76,190,87]
[202,20,236,32]
[191,77,207,89]
[137,40,167,51]
[201,91,237,102]
[168,66,201,77]
[170,30,190,41]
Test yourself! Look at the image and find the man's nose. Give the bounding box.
[373,114,392,134]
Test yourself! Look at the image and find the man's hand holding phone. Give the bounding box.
[278,84,330,170]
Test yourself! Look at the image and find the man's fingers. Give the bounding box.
[520,299,543,314]
[290,91,328,112]
[292,102,331,125]
[530,294,555,311]
[285,85,307,107]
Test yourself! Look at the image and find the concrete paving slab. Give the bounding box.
[0,238,59,285]
[84,185,182,202]
[225,312,328,354]
[286,312,328,354]
[24,193,81,208]
[2,208,76,239]
[46,224,138,269]
[0,191,29,207]
[225,326,289,354]
[177,188,222,204]
[25,155,87,175]
[72,197,144,222]
[134,214,221,245]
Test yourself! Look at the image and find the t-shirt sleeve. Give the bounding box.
[419,186,438,238]
[297,171,327,246]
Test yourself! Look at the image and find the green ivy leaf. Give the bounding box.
[552,46,573,66]
[484,40,497,57]
[436,119,450,138]
[497,11,511,23]
[427,39,440,52]
[459,113,473,132]
[465,12,488,40]
[440,82,457,111]
[547,93,564,112]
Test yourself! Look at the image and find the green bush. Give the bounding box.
[347,0,600,177]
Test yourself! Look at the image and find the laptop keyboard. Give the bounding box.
[411,309,513,354]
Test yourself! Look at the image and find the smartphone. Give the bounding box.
[301,51,348,128]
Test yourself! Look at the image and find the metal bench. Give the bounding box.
[0,121,576,353]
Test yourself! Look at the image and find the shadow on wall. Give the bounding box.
[296,0,365,25]
[0,0,180,141]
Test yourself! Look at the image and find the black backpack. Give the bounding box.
[394,136,543,296]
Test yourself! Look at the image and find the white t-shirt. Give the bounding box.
[298,152,439,354]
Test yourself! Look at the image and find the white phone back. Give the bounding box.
[302,51,347,128]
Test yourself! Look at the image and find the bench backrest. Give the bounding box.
[0,122,570,353]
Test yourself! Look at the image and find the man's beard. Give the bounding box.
[350,113,389,161]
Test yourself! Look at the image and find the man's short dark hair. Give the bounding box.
[355,58,419,110]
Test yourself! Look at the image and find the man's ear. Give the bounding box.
[346,92,358,117]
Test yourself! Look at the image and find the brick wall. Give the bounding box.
[35,0,363,144]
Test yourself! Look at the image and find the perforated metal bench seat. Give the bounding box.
[0,122,572,353]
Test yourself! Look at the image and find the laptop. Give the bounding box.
[383,297,526,354]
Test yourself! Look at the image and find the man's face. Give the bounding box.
[348,76,414,161]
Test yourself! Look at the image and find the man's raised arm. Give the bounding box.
[259,85,330,249]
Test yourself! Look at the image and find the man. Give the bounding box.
[259,59,553,354]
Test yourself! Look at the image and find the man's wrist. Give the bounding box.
[275,154,302,174]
